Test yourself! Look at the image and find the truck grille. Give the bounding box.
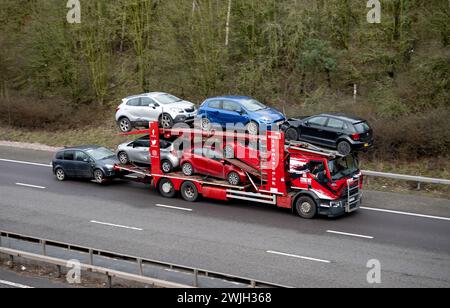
[344,177,361,212]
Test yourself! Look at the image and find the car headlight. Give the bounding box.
[105,164,114,170]
[171,108,184,113]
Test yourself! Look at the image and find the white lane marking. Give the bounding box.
[361,207,450,222]
[15,183,46,190]
[0,279,34,289]
[267,250,331,264]
[155,204,193,212]
[90,220,143,231]
[0,158,51,168]
[326,230,374,239]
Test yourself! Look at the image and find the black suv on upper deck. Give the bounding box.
[281,113,374,155]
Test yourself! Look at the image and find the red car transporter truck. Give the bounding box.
[115,121,363,219]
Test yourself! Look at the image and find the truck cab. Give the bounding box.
[288,146,362,218]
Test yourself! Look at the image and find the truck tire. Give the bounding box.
[180,181,199,202]
[159,178,176,198]
[295,196,317,219]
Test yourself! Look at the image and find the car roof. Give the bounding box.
[124,92,170,100]
[205,95,252,102]
[58,145,101,152]
[317,113,366,124]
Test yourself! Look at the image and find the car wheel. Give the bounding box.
[55,168,66,181]
[227,172,240,186]
[181,181,199,202]
[118,152,129,165]
[182,163,194,176]
[160,113,174,129]
[161,160,173,173]
[93,169,105,184]
[285,128,299,141]
[158,178,176,198]
[295,196,317,219]
[224,145,234,159]
[118,117,132,133]
[246,121,259,135]
[201,118,211,131]
[337,141,352,156]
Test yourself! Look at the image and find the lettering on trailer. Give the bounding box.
[149,122,162,175]
[263,131,287,195]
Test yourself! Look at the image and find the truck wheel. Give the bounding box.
[161,160,173,173]
[182,162,194,176]
[55,168,66,181]
[159,178,176,198]
[180,181,199,202]
[285,128,299,141]
[337,141,352,155]
[227,172,240,186]
[295,196,317,219]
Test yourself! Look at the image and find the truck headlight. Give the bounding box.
[330,201,343,207]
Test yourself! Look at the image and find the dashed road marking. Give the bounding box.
[90,220,143,231]
[327,230,374,239]
[15,183,46,189]
[267,250,331,264]
[155,204,193,212]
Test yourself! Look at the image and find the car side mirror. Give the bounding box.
[149,103,157,109]
[305,122,310,127]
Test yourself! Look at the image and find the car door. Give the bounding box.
[135,139,150,164]
[62,150,77,177]
[323,118,345,146]
[300,116,328,144]
[205,100,223,125]
[129,139,150,164]
[218,101,248,127]
[191,148,207,174]
[126,97,145,124]
[204,149,225,179]
[140,97,162,122]
[74,151,94,178]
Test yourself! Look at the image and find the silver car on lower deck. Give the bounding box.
[116,136,181,173]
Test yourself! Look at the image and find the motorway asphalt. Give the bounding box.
[0,146,449,288]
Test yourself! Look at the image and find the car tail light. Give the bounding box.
[352,134,360,141]
[116,107,120,112]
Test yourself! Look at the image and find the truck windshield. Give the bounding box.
[328,155,359,180]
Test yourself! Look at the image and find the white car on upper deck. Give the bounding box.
[115,92,197,132]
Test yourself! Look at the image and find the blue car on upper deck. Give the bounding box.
[197,96,286,134]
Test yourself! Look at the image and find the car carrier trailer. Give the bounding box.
[114,121,363,219]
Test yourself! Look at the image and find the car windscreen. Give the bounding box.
[240,99,267,112]
[155,94,182,105]
[328,155,359,181]
[353,122,370,133]
[86,147,115,160]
